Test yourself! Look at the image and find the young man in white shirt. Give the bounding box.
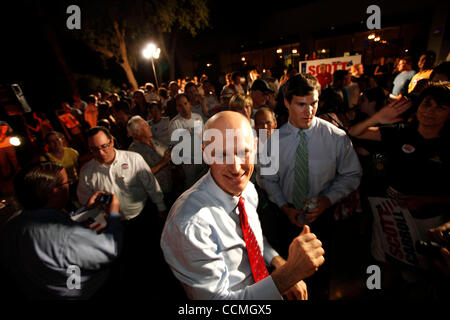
[169,93,208,189]
[148,101,170,146]
[260,73,361,299]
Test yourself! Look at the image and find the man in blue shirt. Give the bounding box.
[0,162,123,299]
[390,57,416,99]
[260,73,361,299]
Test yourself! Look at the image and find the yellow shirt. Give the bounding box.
[408,69,433,93]
[40,147,79,180]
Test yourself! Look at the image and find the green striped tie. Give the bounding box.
[293,130,309,210]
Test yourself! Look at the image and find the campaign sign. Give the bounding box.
[299,55,362,81]
[369,197,420,267]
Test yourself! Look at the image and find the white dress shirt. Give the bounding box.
[168,112,204,161]
[160,170,282,300]
[168,112,207,188]
[77,149,166,220]
[168,112,204,140]
[260,117,362,208]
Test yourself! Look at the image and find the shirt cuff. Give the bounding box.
[263,238,279,265]
[274,196,288,209]
[250,276,283,300]
[109,211,121,219]
[322,192,340,206]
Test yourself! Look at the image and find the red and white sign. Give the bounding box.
[71,207,108,234]
[299,55,362,75]
[299,55,362,88]
[369,197,420,267]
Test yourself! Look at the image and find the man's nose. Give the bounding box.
[303,105,314,115]
[228,155,242,174]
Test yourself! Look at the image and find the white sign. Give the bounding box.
[299,55,362,76]
[368,197,420,267]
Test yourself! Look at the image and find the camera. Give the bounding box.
[98,194,112,205]
[415,240,445,258]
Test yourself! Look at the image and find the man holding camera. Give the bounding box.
[0,162,123,299]
[77,126,166,221]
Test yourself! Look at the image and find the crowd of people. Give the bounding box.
[0,50,449,300]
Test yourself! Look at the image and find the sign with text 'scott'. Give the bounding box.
[299,55,362,76]
[369,197,420,267]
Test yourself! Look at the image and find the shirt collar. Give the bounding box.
[286,116,317,138]
[204,170,251,216]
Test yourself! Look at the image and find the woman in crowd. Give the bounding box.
[349,82,449,217]
[40,131,79,198]
[348,82,450,295]
[228,94,254,127]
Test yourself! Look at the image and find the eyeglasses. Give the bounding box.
[89,140,112,153]
[55,179,75,188]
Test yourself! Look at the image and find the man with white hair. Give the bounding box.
[127,116,173,202]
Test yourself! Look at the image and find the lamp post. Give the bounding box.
[142,43,161,89]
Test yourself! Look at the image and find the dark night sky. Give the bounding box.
[0,0,438,114]
[0,0,300,110]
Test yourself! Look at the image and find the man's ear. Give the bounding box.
[253,136,258,154]
[284,98,290,109]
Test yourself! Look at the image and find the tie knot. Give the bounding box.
[298,130,305,138]
[237,197,247,227]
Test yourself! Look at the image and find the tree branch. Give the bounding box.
[91,44,115,59]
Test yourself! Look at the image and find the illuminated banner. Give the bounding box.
[299,55,362,76]
[368,197,420,267]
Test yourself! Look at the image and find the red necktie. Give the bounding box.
[237,197,269,283]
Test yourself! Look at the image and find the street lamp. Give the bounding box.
[143,43,161,89]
